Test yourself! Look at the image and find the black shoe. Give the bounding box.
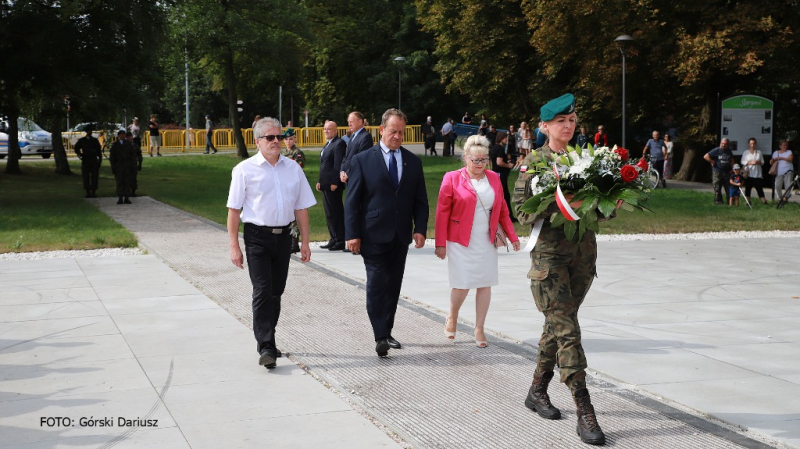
[91,191,97,198]
[375,338,390,357]
[574,388,606,445]
[123,197,132,204]
[213,150,217,154]
[329,242,346,251]
[204,151,209,154]
[85,192,91,198]
[258,349,277,369]
[157,153,162,157]
[343,247,351,253]
[276,349,282,358]
[387,337,402,349]
[525,371,561,420]
[320,240,334,249]
[117,197,124,204]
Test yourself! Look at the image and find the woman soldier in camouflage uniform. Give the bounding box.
[512,94,606,446]
[282,128,306,253]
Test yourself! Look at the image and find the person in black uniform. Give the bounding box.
[73,125,103,198]
[490,131,515,221]
[125,131,143,196]
[109,130,136,204]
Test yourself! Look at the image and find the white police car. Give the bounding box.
[0,117,53,159]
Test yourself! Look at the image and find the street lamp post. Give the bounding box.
[615,35,634,148]
[393,56,406,111]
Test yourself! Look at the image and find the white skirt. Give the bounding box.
[446,177,499,289]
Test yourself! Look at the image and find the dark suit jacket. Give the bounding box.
[319,136,346,190]
[340,128,374,175]
[344,145,429,245]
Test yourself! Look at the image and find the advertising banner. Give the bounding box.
[720,95,773,156]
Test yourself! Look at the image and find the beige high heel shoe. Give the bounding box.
[444,316,456,340]
[475,328,488,348]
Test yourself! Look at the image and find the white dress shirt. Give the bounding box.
[379,141,403,182]
[226,151,317,226]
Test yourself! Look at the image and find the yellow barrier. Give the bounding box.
[61,125,423,156]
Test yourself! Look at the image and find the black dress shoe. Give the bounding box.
[320,240,334,249]
[375,338,390,357]
[387,337,402,349]
[276,349,282,358]
[329,242,346,251]
[258,349,276,369]
[343,248,351,253]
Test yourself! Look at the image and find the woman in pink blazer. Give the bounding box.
[435,135,520,347]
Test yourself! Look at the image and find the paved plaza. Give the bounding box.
[2,194,798,448]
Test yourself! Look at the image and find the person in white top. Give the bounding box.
[740,137,767,204]
[770,140,795,201]
[226,116,317,369]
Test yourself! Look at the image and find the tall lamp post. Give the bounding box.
[393,56,406,111]
[614,35,634,148]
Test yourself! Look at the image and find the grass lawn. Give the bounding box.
[3,153,799,253]
[0,162,137,253]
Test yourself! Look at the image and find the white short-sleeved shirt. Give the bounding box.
[226,151,317,226]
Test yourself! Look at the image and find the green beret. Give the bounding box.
[540,93,576,122]
[283,128,295,137]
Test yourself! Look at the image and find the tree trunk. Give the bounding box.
[223,46,249,159]
[50,109,71,175]
[4,110,21,175]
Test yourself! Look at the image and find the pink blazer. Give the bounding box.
[435,168,519,247]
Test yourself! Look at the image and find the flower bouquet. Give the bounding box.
[518,144,652,241]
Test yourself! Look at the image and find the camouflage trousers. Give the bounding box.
[527,232,597,393]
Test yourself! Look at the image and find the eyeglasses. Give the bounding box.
[469,158,490,164]
[259,135,285,142]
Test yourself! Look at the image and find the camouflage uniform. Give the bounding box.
[281,144,306,249]
[513,144,597,394]
[74,134,103,196]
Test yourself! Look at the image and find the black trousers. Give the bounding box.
[114,168,135,197]
[243,223,291,356]
[499,170,512,219]
[442,134,451,157]
[744,176,765,199]
[81,161,100,192]
[361,236,409,341]
[322,188,345,244]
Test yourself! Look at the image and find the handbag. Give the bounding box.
[461,171,509,251]
[769,161,778,176]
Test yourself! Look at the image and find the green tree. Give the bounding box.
[168,0,310,158]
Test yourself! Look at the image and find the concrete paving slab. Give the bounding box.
[0,254,403,449]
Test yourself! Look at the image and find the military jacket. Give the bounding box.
[282,145,306,168]
[109,140,137,171]
[74,136,102,163]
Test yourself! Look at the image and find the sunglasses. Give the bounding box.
[469,158,490,164]
[259,134,286,142]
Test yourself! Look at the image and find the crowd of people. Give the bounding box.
[705,137,795,206]
[226,94,609,446]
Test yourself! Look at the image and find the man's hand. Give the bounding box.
[434,246,446,259]
[230,244,244,269]
[340,171,348,183]
[330,184,337,191]
[315,182,321,192]
[413,233,425,248]
[347,238,361,254]
[300,242,311,263]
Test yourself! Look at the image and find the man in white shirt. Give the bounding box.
[226,117,317,369]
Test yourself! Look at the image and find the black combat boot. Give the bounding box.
[573,388,605,445]
[123,197,132,204]
[85,191,91,198]
[524,370,561,419]
[117,196,124,204]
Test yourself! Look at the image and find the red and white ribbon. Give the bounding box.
[552,164,580,221]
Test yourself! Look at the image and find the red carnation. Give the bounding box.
[614,148,629,162]
[620,165,638,182]
[636,159,649,171]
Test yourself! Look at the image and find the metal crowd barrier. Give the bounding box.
[61,125,422,156]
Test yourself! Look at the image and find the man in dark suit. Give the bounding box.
[316,120,347,251]
[344,109,429,358]
[339,111,374,183]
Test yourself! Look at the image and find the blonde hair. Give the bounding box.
[463,135,490,160]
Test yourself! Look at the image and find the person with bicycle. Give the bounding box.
[643,131,667,188]
[704,138,734,205]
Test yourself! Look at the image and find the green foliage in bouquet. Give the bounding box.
[519,144,652,241]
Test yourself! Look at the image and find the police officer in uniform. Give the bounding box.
[513,94,606,446]
[125,131,143,196]
[73,125,102,198]
[109,130,136,204]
